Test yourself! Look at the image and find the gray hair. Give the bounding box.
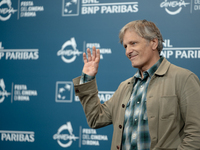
[119,20,164,54]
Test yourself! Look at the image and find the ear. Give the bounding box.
[151,38,158,51]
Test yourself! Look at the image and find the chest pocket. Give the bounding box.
[160,96,178,120]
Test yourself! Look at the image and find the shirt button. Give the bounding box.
[116,145,120,149]
[137,101,140,104]
[132,133,137,139]
[75,89,79,93]
[135,119,137,121]
[119,125,122,129]
[140,85,143,88]
[122,104,125,108]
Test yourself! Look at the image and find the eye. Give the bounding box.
[131,42,136,45]
[124,45,127,49]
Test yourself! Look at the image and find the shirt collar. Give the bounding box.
[134,56,164,79]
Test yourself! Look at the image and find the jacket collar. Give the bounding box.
[128,57,171,85]
[154,57,171,76]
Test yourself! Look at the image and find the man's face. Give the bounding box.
[123,29,158,72]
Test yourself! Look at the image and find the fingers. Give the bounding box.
[92,46,96,61]
[95,49,100,63]
[87,48,92,61]
[83,52,87,64]
[83,46,100,63]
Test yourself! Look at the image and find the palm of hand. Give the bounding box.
[82,47,100,77]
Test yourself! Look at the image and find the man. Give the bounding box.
[73,20,200,150]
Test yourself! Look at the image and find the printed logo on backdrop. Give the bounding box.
[0,130,35,142]
[62,0,79,16]
[81,128,108,146]
[20,1,44,18]
[62,0,139,16]
[0,79,11,103]
[57,37,82,63]
[161,39,200,59]
[160,0,200,14]
[83,42,112,60]
[53,122,79,148]
[0,78,38,103]
[53,122,108,148]
[75,91,114,103]
[55,81,73,102]
[0,0,17,21]
[0,0,44,21]
[0,42,39,60]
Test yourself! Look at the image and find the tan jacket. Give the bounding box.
[73,58,200,150]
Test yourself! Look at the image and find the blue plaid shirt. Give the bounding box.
[122,57,163,150]
[80,57,163,150]
[80,72,95,84]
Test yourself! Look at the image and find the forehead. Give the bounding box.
[123,29,144,43]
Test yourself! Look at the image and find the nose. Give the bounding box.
[126,45,132,56]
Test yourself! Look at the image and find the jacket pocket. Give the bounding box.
[160,95,178,120]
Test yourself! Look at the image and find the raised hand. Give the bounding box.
[82,46,100,77]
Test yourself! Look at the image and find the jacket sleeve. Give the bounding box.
[73,76,113,129]
[178,73,200,150]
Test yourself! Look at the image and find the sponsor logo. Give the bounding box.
[0,78,38,103]
[14,84,37,101]
[62,0,79,16]
[0,0,17,21]
[0,42,39,60]
[53,122,109,148]
[55,81,73,103]
[62,0,139,16]
[53,122,79,148]
[0,130,35,142]
[160,0,200,14]
[82,1,138,15]
[161,39,200,59]
[57,38,82,63]
[98,91,114,103]
[75,91,114,103]
[0,0,44,21]
[0,79,11,103]
[20,1,44,18]
[83,42,112,60]
[160,0,190,15]
[80,127,108,147]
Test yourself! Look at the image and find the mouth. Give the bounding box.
[129,54,138,59]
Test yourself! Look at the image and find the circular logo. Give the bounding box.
[0,0,17,21]
[0,79,11,103]
[53,122,79,148]
[57,37,82,63]
[160,0,190,15]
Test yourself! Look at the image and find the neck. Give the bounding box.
[139,54,160,79]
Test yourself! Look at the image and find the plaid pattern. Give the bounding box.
[122,57,163,150]
[80,72,95,84]
[79,57,164,150]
